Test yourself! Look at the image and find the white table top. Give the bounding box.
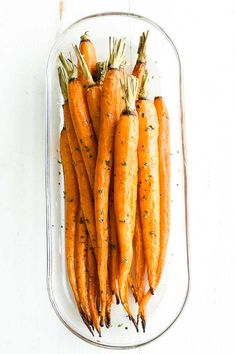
[0,0,236,353]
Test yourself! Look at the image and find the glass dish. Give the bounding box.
[46,12,189,349]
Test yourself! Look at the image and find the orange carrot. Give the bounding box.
[114,75,139,330]
[87,237,101,336]
[132,31,149,96]
[75,209,91,325]
[108,177,120,304]
[136,72,160,295]
[74,48,107,140]
[79,32,97,79]
[138,97,170,331]
[59,54,97,191]
[60,127,80,307]
[58,67,93,335]
[133,204,145,304]
[94,38,125,326]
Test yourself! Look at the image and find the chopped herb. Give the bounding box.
[89,154,93,158]
[105,160,110,167]
[84,145,90,152]
[119,219,126,223]
[121,161,127,166]
[79,217,84,224]
[118,323,123,328]
[57,160,62,164]
[85,219,90,224]
[61,225,63,228]
[98,189,103,195]
[142,112,145,118]
[58,171,61,175]
[144,161,148,166]
[98,218,104,223]
[79,139,83,144]
[145,125,155,131]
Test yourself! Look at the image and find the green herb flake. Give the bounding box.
[145,125,155,131]
[98,189,103,195]
[105,160,110,167]
[118,323,123,328]
[121,161,127,166]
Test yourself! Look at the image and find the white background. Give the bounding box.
[0,0,236,353]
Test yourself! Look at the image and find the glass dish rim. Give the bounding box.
[45,11,190,350]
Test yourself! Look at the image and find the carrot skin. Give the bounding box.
[79,37,97,78]
[108,175,120,303]
[133,204,145,304]
[68,79,97,191]
[60,124,80,307]
[138,97,170,331]
[64,103,97,253]
[87,237,101,336]
[136,99,160,294]
[94,68,123,325]
[114,112,139,319]
[75,208,91,324]
[86,84,102,140]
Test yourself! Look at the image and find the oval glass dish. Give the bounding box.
[46,12,189,349]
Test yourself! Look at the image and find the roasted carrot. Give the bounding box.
[58,69,97,253]
[114,75,139,330]
[60,127,80,307]
[79,32,97,80]
[133,204,145,304]
[108,177,120,304]
[105,273,113,328]
[74,48,107,140]
[58,67,93,335]
[87,237,101,336]
[138,97,170,332]
[75,209,91,325]
[59,54,97,191]
[136,72,160,295]
[94,38,125,326]
[132,31,149,96]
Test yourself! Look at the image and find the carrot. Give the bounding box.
[79,32,97,80]
[87,237,101,336]
[58,67,94,335]
[108,177,120,304]
[60,127,80,307]
[94,38,125,326]
[138,97,170,332]
[74,47,107,140]
[114,75,139,330]
[58,70,97,254]
[75,209,91,325]
[132,31,149,96]
[136,71,160,295]
[105,273,113,328]
[133,204,145,304]
[59,54,97,191]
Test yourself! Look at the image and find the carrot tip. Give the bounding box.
[100,317,105,327]
[115,294,120,305]
[141,316,146,333]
